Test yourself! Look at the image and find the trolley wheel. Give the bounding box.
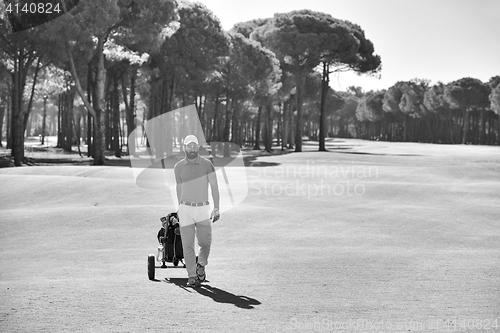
[148,255,155,280]
[173,259,179,267]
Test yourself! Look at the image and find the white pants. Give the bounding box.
[178,204,212,278]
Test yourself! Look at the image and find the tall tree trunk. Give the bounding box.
[462,108,469,144]
[11,67,23,165]
[104,72,112,150]
[289,104,295,148]
[231,99,240,145]
[212,90,220,142]
[162,78,168,114]
[63,91,69,150]
[168,75,175,113]
[264,104,272,152]
[282,100,289,150]
[276,103,281,148]
[486,114,490,145]
[23,58,41,141]
[93,37,107,165]
[497,115,500,145]
[120,103,125,151]
[248,119,254,145]
[81,109,87,143]
[65,32,104,163]
[10,43,36,166]
[445,112,450,143]
[112,71,120,157]
[319,62,329,151]
[72,115,82,157]
[223,91,232,142]
[41,96,48,145]
[426,114,434,143]
[403,115,408,142]
[198,95,206,132]
[294,72,305,152]
[74,113,81,146]
[11,109,24,165]
[0,102,5,147]
[492,115,495,145]
[122,68,132,155]
[148,77,159,121]
[338,117,344,138]
[253,106,262,150]
[25,114,32,139]
[57,94,62,147]
[6,83,12,149]
[128,68,137,154]
[479,109,485,145]
[62,89,75,152]
[86,63,93,157]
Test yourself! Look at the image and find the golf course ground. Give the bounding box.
[1,138,499,332]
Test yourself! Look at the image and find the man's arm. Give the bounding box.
[207,163,220,222]
[208,170,219,209]
[174,163,182,208]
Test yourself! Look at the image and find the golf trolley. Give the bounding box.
[148,212,185,280]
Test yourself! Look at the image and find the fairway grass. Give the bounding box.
[1,139,499,332]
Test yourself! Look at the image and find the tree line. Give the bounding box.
[0,0,380,165]
[352,77,500,145]
[0,0,498,167]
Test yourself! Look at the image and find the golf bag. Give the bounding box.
[157,212,184,267]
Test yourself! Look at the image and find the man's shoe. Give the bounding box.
[196,263,206,282]
[186,277,200,288]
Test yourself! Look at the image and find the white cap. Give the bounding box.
[183,135,199,145]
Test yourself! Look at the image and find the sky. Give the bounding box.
[195,0,500,92]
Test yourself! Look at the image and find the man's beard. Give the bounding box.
[187,151,198,159]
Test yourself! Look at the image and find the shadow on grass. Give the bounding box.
[164,278,261,309]
[105,153,283,168]
[155,264,185,269]
[329,150,422,156]
[243,155,280,167]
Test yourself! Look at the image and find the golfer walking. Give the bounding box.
[174,135,220,287]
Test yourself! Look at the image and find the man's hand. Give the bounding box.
[210,208,220,223]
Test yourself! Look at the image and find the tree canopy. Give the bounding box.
[245,9,381,151]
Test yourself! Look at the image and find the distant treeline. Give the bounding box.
[316,77,500,146]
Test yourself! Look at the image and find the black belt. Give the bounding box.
[180,200,209,207]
